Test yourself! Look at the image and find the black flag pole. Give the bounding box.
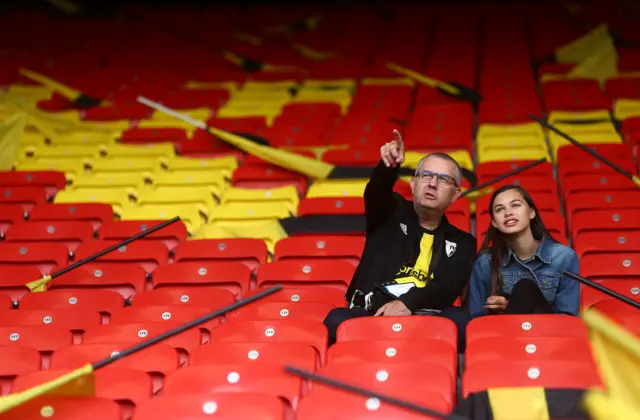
[285,365,469,420]
[461,158,548,198]
[529,114,640,187]
[93,285,283,369]
[27,217,181,291]
[564,271,640,311]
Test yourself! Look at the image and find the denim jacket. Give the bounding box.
[468,235,580,318]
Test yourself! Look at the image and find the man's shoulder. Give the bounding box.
[443,222,476,249]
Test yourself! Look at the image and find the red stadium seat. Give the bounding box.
[0,345,42,395]
[5,221,95,257]
[581,280,640,309]
[297,197,364,216]
[74,241,168,274]
[212,320,328,366]
[337,316,458,351]
[52,343,179,376]
[580,254,640,280]
[110,305,220,330]
[557,144,631,162]
[18,289,125,314]
[465,337,595,367]
[313,362,455,409]
[565,191,640,220]
[0,396,121,420]
[173,238,268,273]
[327,339,457,377]
[558,157,636,180]
[562,172,639,195]
[152,261,251,298]
[0,242,69,275]
[0,308,101,331]
[82,322,203,351]
[256,260,355,292]
[571,209,640,241]
[163,364,302,408]
[0,266,44,302]
[232,164,308,194]
[297,393,448,420]
[13,367,152,404]
[0,171,66,196]
[45,263,147,301]
[0,325,72,352]
[462,360,603,397]
[574,231,640,258]
[228,301,335,323]
[244,287,347,307]
[189,342,317,371]
[98,220,189,251]
[0,205,26,238]
[0,186,49,212]
[274,235,365,266]
[132,393,287,420]
[476,160,553,181]
[132,288,236,309]
[29,203,114,231]
[466,315,589,344]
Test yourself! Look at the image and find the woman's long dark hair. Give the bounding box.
[480,184,556,297]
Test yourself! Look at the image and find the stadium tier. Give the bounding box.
[0,1,639,419]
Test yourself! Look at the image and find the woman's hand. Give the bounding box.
[485,295,508,313]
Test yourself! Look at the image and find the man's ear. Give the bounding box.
[410,177,416,194]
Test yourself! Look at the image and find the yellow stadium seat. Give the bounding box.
[90,158,159,175]
[477,122,544,140]
[477,139,547,156]
[162,155,238,173]
[135,186,217,219]
[242,80,299,91]
[362,77,415,86]
[137,119,199,135]
[150,170,228,196]
[6,85,53,102]
[54,189,134,216]
[15,160,85,180]
[121,205,202,234]
[17,145,99,164]
[549,132,622,157]
[215,104,282,126]
[210,202,293,223]
[290,89,352,115]
[477,148,550,164]
[194,220,285,253]
[51,131,119,146]
[220,186,299,211]
[70,173,146,193]
[548,110,611,124]
[151,108,211,121]
[102,143,175,160]
[613,98,640,120]
[20,132,47,147]
[306,180,367,198]
[184,81,239,92]
[404,150,474,172]
[547,121,618,136]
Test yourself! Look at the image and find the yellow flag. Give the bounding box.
[584,391,640,420]
[555,24,611,63]
[582,309,640,415]
[0,113,26,170]
[0,364,94,414]
[567,37,618,86]
[25,275,53,293]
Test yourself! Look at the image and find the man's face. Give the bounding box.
[410,156,461,213]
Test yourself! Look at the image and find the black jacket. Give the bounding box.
[345,160,477,312]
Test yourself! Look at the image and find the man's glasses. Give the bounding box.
[414,170,458,187]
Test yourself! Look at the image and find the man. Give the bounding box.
[323,129,477,346]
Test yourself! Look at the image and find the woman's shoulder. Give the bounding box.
[473,251,492,267]
[546,239,577,258]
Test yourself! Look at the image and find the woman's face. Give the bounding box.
[490,189,536,235]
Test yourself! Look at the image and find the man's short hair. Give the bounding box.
[415,153,462,186]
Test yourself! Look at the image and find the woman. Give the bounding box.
[467,185,580,318]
